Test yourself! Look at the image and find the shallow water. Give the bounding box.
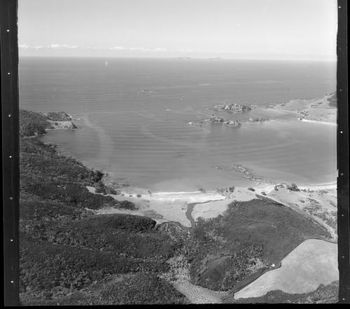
[20,57,337,191]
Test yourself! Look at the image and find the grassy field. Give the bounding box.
[186,199,330,291]
[233,239,338,299]
[225,281,338,304]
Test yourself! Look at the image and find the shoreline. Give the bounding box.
[298,182,337,191]
[111,180,336,201]
[88,177,337,231]
[299,118,337,126]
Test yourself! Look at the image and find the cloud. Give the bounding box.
[153,47,167,52]
[109,46,167,52]
[49,43,79,49]
[19,43,79,49]
[18,44,29,49]
[175,48,195,53]
[109,46,126,50]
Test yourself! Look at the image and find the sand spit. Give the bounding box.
[191,187,258,221]
[87,186,226,227]
[161,254,227,304]
[271,93,336,124]
[88,181,336,235]
[173,280,225,304]
[234,239,338,299]
[267,185,337,241]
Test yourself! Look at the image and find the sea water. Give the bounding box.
[19,57,337,191]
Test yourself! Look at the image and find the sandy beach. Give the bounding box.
[300,119,337,126]
[271,93,337,124]
[88,177,337,240]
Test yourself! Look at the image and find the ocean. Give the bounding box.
[19,57,337,191]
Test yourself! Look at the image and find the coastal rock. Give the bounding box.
[48,120,77,130]
[187,116,241,128]
[248,117,269,123]
[212,103,252,113]
[231,164,264,182]
[224,120,241,127]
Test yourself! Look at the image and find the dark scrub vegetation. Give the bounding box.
[19,110,186,305]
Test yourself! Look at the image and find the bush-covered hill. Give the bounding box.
[19,110,51,137]
[19,110,186,305]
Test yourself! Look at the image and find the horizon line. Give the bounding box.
[18,54,338,63]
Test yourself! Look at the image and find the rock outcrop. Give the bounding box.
[212,103,252,113]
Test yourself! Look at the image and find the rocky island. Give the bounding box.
[212,103,253,113]
[187,115,241,128]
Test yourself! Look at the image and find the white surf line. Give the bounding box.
[300,119,337,126]
[298,182,337,191]
[150,191,226,203]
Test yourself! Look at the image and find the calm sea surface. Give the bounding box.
[19,57,337,191]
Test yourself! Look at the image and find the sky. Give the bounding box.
[18,0,338,60]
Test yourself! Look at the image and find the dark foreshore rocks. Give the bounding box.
[230,164,264,182]
[248,117,269,123]
[274,183,300,192]
[208,115,242,127]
